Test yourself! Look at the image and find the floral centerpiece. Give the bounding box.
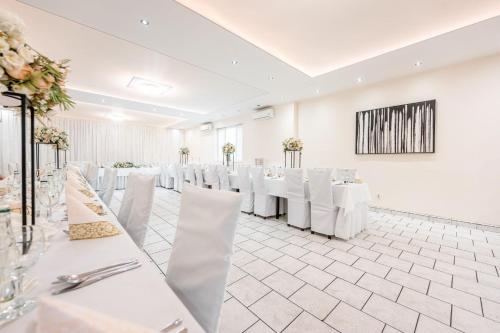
[179,147,190,155]
[112,162,137,168]
[34,126,69,150]
[0,10,74,118]
[222,142,235,168]
[282,137,303,152]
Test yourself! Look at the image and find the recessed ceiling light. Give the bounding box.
[232,60,239,65]
[414,61,423,67]
[127,77,172,95]
[357,77,363,83]
[108,113,126,122]
[315,89,320,95]
[269,76,275,80]
[140,19,150,26]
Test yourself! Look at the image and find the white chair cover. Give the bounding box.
[205,165,219,190]
[186,165,196,184]
[194,165,205,187]
[308,169,337,237]
[85,164,99,190]
[98,168,117,206]
[250,167,276,217]
[117,173,155,248]
[167,164,177,190]
[176,164,185,192]
[285,168,310,230]
[237,166,253,213]
[166,184,242,333]
[217,165,231,191]
[160,163,174,189]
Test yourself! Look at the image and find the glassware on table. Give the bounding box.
[37,181,60,223]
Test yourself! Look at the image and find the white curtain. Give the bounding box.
[49,117,183,165]
[0,108,22,176]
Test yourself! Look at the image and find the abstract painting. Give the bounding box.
[355,100,435,154]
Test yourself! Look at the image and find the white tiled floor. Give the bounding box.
[110,188,500,333]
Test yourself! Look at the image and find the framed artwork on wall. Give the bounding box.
[355,99,435,154]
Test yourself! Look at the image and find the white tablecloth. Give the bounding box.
[3,180,203,332]
[98,167,161,190]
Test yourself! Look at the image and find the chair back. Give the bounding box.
[205,165,219,189]
[176,164,185,192]
[194,165,204,187]
[217,165,230,191]
[308,169,333,210]
[285,168,305,202]
[250,167,266,195]
[85,164,99,190]
[237,166,252,193]
[166,184,241,333]
[99,168,117,206]
[117,173,155,247]
[186,165,196,184]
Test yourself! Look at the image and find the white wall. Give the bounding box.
[185,103,296,165]
[298,54,500,226]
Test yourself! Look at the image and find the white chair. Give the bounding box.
[194,165,205,188]
[237,166,253,213]
[98,168,117,206]
[117,173,155,248]
[308,169,337,238]
[160,163,174,189]
[285,168,310,230]
[186,165,196,184]
[217,165,231,191]
[250,167,276,218]
[204,165,219,190]
[166,184,242,333]
[176,164,185,192]
[85,164,99,190]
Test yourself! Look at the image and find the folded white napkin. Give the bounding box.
[65,183,94,202]
[37,297,156,333]
[66,194,102,225]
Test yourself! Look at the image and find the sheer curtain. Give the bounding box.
[49,117,183,165]
[216,125,243,162]
[0,108,22,176]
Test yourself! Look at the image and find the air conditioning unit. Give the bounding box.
[199,123,213,132]
[253,107,274,120]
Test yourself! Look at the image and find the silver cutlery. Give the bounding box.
[175,328,188,333]
[52,263,141,295]
[54,258,138,284]
[160,318,183,332]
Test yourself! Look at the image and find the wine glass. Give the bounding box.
[37,181,60,223]
[7,225,46,318]
[0,207,20,322]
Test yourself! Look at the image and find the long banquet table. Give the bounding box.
[3,177,203,332]
[98,167,162,190]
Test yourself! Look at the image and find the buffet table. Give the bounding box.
[98,167,161,190]
[3,173,203,332]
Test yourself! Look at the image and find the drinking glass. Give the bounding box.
[37,181,60,223]
[8,225,46,318]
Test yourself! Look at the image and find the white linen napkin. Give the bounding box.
[37,297,156,333]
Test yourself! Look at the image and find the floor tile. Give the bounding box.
[263,270,305,297]
[420,248,454,264]
[452,306,500,333]
[397,287,451,325]
[434,261,477,281]
[410,264,452,286]
[353,258,390,278]
[357,273,402,301]
[416,315,460,333]
[300,251,334,270]
[273,254,308,275]
[325,302,384,333]
[482,299,500,322]
[295,265,335,290]
[241,259,278,280]
[428,281,482,315]
[244,321,275,333]
[249,291,302,332]
[324,239,354,251]
[399,252,435,268]
[376,254,412,273]
[371,243,402,258]
[284,311,339,333]
[363,294,419,333]
[453,276,500,303]
[252,246,284,262]
[386,269,429,294]
[226,265,248,285]
[289,284,340,320]
[324,278,371,309]
[280,244,310,258]
[325,261,364,283]
[261,237,289,249]
[226,275,271,306]
[219,298,258,333]
[231,250,257,267]
[477,272,500,288]
[349,245,381,261]
[304,241,333,255]
[455,257,497,275]
[287,235,311,246]
[238,239,265,253]
[326,248,359,265]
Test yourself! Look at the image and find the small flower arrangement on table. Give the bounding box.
[179,147,189,165]
[112,162,137,168]
[34,126,69,150]
[282,137,303,168]
[179,147,189,155]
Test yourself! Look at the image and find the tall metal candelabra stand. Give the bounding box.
[179,153,189,166]
[1,91,36,227]
[284,150,302,168]
[224,153,234,171]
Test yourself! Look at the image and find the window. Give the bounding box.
[217,125,243,162]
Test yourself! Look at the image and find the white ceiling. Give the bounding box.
[9,0,500,128]
[178,0,500,77]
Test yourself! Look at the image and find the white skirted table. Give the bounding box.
[5,176,203,332]
[228,174,371,240]
[98,167,161,190]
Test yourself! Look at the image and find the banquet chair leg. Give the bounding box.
[311,231,315,234]
[328,235,332,239]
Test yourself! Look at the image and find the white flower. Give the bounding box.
[0,65,4,77]
[0,82,7,92]
[0,38,9,53]
[0,10,26,38]
[17,46,34,63]
[0,49,25,70]
[6,34,24,50]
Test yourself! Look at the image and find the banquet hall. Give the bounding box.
[1,0,500,332]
